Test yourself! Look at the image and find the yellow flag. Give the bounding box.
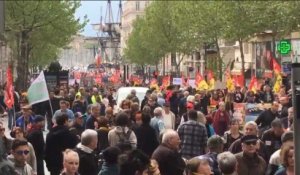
[273,74,282,93]
[197,80,209,90]
[208,78,215,90]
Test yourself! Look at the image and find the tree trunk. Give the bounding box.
[15,31,29,91]
[162,57,165,76]
[215,38,222,81]
[238,38,246,87]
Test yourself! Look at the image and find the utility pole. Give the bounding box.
[292,63,300,175]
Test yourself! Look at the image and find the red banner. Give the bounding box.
[4,66,14,109]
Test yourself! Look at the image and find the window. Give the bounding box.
[136,1,140,11]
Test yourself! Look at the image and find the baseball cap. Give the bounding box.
[34,115,45,123]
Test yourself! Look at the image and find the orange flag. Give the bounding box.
[248,76,258,93]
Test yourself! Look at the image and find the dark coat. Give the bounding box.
[97,127,110,153]
[75,147,99,175]
[235,152,267,175]
[45,125,77,174]
[85,115,97,129]
[27,125,45,175]
[135,124,159,157]
[152,144,186,175]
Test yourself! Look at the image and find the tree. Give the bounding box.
[48,61,62,73]
[4,1,86,91]
[221,2,266,86]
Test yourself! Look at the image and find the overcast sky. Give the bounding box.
[75,1,120,37]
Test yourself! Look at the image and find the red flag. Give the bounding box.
[95,73,102,85]
[207,70,214,81]
[161,75,170,89]
[95,49,102,67]
[4,66,14,109]
[195,72,204,87]
[232,74,245,87]
[248,76,258,93]
[271,57,281,74]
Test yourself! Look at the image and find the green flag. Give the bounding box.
[27,71,49,105]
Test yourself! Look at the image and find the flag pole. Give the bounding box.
[12,104,16,128]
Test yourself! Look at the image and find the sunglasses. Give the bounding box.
[0,128,5,131]
[245,141,257,145]
[16,150,30,155]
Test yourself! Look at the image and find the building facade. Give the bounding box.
[58,34,99,70]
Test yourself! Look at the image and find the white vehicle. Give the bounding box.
[115,87,149,112]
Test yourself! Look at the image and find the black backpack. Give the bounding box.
[116,128,132,149]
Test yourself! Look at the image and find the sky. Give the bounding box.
[75,1,120,37]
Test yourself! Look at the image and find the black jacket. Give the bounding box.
[45,125,77,173]
[75,147,99,175]
[135,124,159,157]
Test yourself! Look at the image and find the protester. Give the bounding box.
[261,119,285,161]
[150,107,165,139]
[223,118,243,151]
[60,149,80,175]
[75,129,99,175]
[26,115,45,175]
[162,102,176,129]
[9,127,37,173]
[52,100,75,125]
[108,112,137,149]
[186,157,212,175]
[45,114,78,175]
[235,135,266,175]
[98,146,121,175]
[9,139,35,175]
[152,129,186,175]
[85,103,101,129]
[135,112,159,157]
[177,109,208,159]
[217,151,237,175]
[274,144,294,175]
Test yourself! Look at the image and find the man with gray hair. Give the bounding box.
[229,121,267,161]
[150,107,165,139]
[152,129,186,175]
[75,129,98,175]
[217,152,237,175]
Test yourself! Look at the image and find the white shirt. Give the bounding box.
[162,110,175,129]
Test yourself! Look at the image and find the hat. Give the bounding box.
[186,102,194,109]
[207,135,225,149]
[241,135,258,143]
[34,115,45,123]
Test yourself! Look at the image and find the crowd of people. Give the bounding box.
[0,79,295,175]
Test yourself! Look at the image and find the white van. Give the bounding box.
[115,87,149,112]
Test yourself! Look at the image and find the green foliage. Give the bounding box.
[125,1,300,79]
[4,1,87,89]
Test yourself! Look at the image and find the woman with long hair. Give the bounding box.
[275,144,294,175]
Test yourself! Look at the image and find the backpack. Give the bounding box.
[116,128,132,149]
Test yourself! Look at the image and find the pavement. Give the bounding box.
[0,116,51,175]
